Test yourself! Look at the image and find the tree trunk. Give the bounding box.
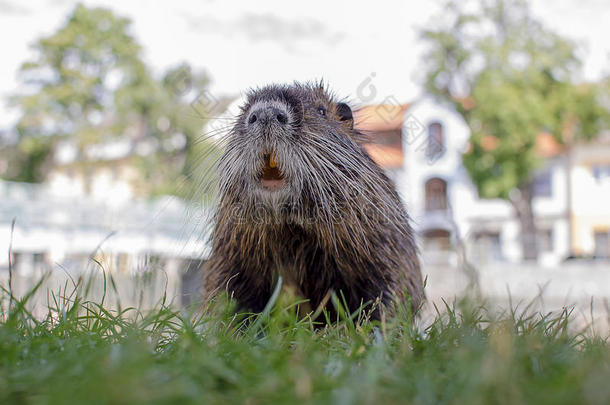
[509,182,538,262]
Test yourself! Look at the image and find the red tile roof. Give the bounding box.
[363,143,404,168]
[354,103,411,133]
[356,101,566,169]
[536,132,564,158]
[354,103,411,169]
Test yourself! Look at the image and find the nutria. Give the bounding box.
[203,82,423,321]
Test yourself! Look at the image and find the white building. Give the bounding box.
[356,98,571,267]
[569,134,610,258]
[0,179,210,305]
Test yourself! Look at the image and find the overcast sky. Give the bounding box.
[1,0,609,130]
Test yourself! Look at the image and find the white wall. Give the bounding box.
[0,180,210,274]
[399,98,570,265]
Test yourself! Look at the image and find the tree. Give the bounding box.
[420,0,608,261]
[2,4,216,197]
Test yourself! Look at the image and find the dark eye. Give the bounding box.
[317,106,326,117]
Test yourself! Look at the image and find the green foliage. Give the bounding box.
[421,0,608,199]
[1,275,610,405]
[3,4,215,196]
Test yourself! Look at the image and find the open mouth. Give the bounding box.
[260,151,286,191]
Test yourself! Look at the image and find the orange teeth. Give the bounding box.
[269,151,277,168]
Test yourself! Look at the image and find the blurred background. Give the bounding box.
[1,0,609,325]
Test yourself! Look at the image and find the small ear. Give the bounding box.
[336,102,353,129]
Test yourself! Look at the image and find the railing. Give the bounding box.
[0,180,211,237]
[0,180,212,272]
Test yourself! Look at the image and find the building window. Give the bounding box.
[425,177,448,212]
[114,253,130,273]
[426,122,445,160]
[537,228,554,253]
[10,251,46,275]
[472,231,503,263]
[592,165,610,182]
[181,259,205,308]
[10,252,23,273]
[594,231,610,259]
[423,229,451,251]
[533,169,552,197]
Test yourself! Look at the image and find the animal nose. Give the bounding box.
[247,106,289,127]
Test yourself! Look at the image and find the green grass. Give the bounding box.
[1,274,610,405]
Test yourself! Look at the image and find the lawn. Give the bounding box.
[1,274,610,405]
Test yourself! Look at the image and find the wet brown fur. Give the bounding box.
[203,82,423,321]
